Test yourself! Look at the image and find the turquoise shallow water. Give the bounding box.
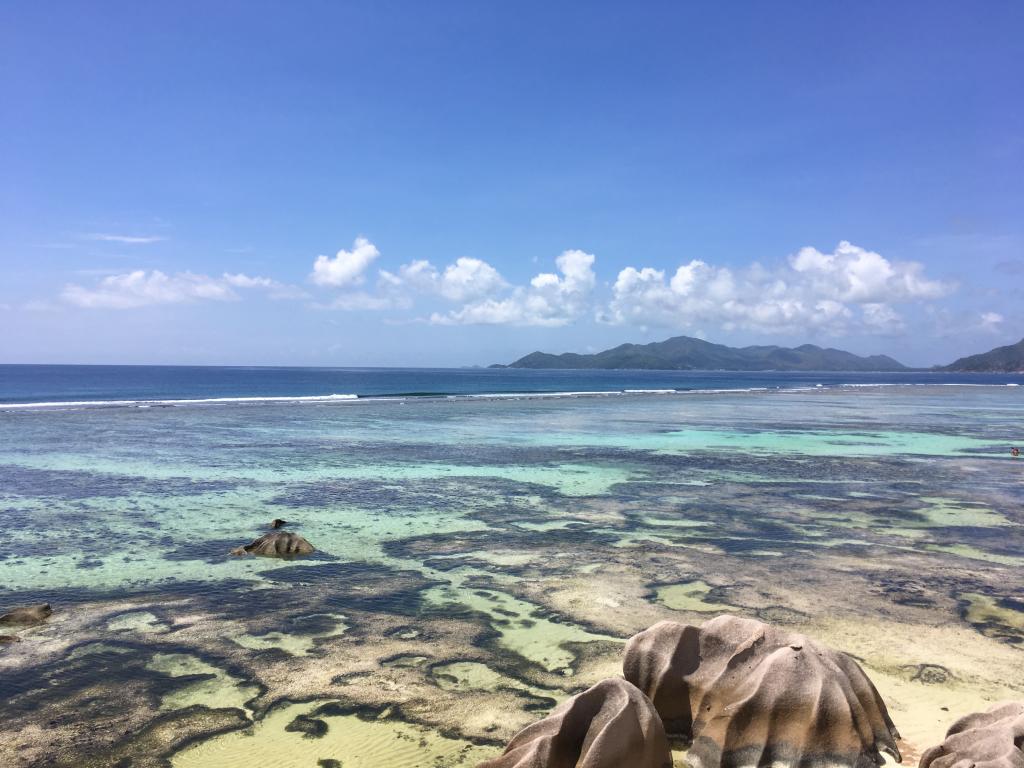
[0,385,1018,598]
[0,384,1022,767]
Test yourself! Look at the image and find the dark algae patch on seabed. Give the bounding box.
[0,385,1022,766]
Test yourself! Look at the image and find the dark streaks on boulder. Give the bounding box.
[479,677,672,768]
[624,616,901,768]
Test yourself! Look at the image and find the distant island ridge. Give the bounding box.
[940,337,1024,373]
[492,335,1024,372]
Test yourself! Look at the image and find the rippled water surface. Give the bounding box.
[1,384,1022,767]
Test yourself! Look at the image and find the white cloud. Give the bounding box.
[438,257,506,301]
[62,270,301,309]
[83,233,165,244]
[222,273,273,289]
[316,245,594,324]
[861,303,904,334]
[605,242,951,335]
[379,256,507,302]
[789,241,950,302]
[980,311,1004,331]
[431,249,596,326]
[310,237,380,287]
[222,273,307,299]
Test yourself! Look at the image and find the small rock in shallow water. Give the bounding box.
[920,701,1024,768]
[478,677,672,768]
[285,713,328,738]
[908,663,953,684]
[230,531,314,557]
[623,615,901,768]
[270,518,288,529]
[0,635,21,644]
[0,604,52,626]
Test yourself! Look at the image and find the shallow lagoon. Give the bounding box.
[0,385,1022,767]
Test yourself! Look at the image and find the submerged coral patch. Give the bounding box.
[232,613,348,656]
[960,593,1024,644]
[654,580,735,613]
[146,652,260,713]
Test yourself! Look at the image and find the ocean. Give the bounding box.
[1,363,1021,406]
[0,366,1022,767]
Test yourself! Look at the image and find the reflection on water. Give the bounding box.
[0,386,1022,766]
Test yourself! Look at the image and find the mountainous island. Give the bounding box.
[941,337,1024,372]
[494,335,908,371]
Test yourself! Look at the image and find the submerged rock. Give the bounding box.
[623,616,901,768]
[230,532,314,557]
[920,701,1024,768]
[0,603,53,626]
[478,677,672,768]
[285,713,328,739]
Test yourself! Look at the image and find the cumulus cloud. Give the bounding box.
[604,241,951,335]
[315,241,511,312]
[310,237,380,287]
[431,249,596,326]
[789,241,949,302]
[62,270,301,309]
[379,256,507,302]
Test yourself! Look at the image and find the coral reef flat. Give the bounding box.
[0,385,1022,767]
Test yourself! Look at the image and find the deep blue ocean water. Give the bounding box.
[1,364,1021,406]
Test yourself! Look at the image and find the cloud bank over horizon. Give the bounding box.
[53,236,979,342]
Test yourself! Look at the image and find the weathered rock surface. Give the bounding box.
[920,701,1024,768]
[0,635,21,644]
[230,531,314,557]
[478,677,672,768]
[0,604,53,626]
[624,616,901,768]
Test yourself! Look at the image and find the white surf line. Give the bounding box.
[3,381,1019,412]
[0,393,360,409]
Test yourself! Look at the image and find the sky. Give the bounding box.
[1,1,1022,368]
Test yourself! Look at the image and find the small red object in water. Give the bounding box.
[1012,447,1020,458]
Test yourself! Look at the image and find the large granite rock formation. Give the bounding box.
[478,677,672,768]
[0,604,53,626]
[230,531,314,557]
[623,616,901,768]
[920,701,1024,768]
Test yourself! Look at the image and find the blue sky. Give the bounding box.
[1,1,1021,367]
